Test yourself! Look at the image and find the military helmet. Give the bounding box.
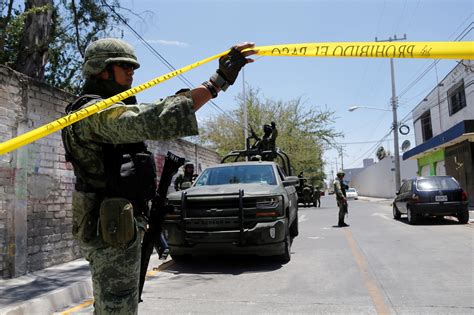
[184,162,194,168]
[82,38,140,77]
[337,170,345,176]
[263,124,272,133]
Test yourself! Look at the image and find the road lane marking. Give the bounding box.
[147,259,175,277]
[343,229,391,315]
[59,259,175,314]
[308,236,322,240]
[298,214,308,223]
[59,299,94,315]
[372,213,391,221]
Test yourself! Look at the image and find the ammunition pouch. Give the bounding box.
[100,197,136,247]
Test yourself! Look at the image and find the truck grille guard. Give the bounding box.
[180,189,245,245]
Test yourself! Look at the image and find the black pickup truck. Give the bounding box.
[163,160,299,263]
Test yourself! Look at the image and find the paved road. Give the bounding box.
[60,196,473,314]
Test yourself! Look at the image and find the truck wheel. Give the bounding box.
[407,207,417,225]
[289,211,299,237]
[457,211,469,224]
[276,226,291,263]
[393,204,401,220]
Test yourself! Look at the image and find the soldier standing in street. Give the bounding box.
[61,38,256,314]
[174,162,197,191]
[314,186,321,207]
[333,170,349,227]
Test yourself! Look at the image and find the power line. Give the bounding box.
[100,0,238,122]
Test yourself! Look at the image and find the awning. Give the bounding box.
[403,120,474,160]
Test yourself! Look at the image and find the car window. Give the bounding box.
[347,188,356,192]
[399,181,408,193]
[406,180,413,192]
[194,165,277,186]
[416,177,460,190]
[276,166,286,181]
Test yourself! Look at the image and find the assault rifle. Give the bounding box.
[139,151,185,301]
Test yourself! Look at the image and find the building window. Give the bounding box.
[420,110,433,141]
[448,79,466,116]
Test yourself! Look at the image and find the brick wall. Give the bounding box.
[0,65,220,278]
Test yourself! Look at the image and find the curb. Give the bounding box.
[0,280,92,315]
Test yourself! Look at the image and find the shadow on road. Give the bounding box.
[163,255,285,276]
[396,216,464,226]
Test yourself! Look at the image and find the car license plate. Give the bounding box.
[435,195,447,202]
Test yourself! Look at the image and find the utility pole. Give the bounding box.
[339,146,344,170]
[375,34,406,191]
[242,68,248,150]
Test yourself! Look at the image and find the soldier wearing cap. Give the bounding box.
[333,170,349,227]
[62,38,256,314]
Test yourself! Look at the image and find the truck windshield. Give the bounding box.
[195,165,277,186]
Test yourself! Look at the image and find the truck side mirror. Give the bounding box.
[283,176,299,187]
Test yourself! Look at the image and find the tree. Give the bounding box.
[199,87,343,184]
[1,0,129,94]
[14,0,53,79]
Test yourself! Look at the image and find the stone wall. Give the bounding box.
[0,65,220,278]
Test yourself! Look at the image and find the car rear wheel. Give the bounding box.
[457,211,469,224]
[393,204,401,220]
[407,207,417,225]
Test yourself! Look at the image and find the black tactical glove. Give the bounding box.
[210,46,248,91]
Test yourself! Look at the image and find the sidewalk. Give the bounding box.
[0,259,93,315]
[0,253,165,315]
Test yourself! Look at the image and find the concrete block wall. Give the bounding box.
[0,66,220,279]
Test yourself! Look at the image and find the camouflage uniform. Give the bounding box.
[333,171,348,227]
[174,173,195,191]
[314,187,321,207]
[63,38,198,314]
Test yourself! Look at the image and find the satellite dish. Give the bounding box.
[401,140,411,152]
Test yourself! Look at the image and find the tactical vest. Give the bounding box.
[62,95,157,203]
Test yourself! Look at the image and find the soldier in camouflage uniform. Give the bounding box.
[333,170,349,227]
[174,162,197,191]
[314,186,321,207]
[62,38,256,314]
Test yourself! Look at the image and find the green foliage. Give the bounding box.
[200,87,343,184]
[1,0,125,94]
[0,1,24,68]
[44,0,123,94]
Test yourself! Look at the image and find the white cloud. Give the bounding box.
[147,39,189,47]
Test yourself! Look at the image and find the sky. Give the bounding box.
[117,0,472,180]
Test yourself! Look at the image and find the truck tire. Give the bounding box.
[289,210,299,237]
[276,225,291,263]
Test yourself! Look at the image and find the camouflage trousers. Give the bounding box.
[337,200,348,224]
[80,230,141,315]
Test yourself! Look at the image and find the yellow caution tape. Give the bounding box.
[256,41,473,59]
[0,51,227,155]
[0,41,472,155]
